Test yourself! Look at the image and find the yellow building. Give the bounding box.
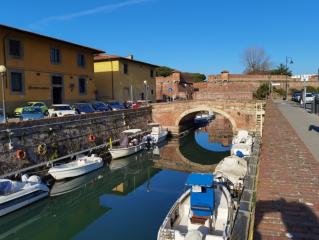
[0,24,104,113]
[94,54,158,103]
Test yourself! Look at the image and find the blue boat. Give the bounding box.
[158,173,236,240]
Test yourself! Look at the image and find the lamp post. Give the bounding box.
[143,80,148,104]
[0,65,7,123]
[285,56,293,100]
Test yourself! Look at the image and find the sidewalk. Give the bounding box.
[276,100,319,162]
[254,100,319,240]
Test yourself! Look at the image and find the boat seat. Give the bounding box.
[190,215,208,225]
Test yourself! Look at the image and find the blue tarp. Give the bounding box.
[185,173,214,187]
[186,173,215,217]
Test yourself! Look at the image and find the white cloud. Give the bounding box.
[29,0,153,28]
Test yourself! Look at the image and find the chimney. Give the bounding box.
[126,54,134,60]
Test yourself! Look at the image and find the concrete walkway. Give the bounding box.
[275,100,319,162]
[254,100,319,240]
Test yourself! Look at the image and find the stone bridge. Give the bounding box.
[152,99,265,135]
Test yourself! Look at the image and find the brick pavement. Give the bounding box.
[254,100,319,240]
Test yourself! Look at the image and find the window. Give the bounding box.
[10,72,24,93]
[50,48,61,64]
[79,78,87,95]
[9,39,22,57]
[123,63,128,74]
[77,53,85,67]
[150,69,154,78]
[151,89,154,95]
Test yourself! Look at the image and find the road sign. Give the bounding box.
[168,87,173,92]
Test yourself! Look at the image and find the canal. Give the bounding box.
[0,116,233,240]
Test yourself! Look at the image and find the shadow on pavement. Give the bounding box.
[254,198,319,240]
[308,125,319,133]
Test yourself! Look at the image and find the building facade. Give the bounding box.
[94,54,158,103]
[156,71,195,102]
[0,24,103,113]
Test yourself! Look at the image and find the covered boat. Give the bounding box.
[158,173,235,240]
[194,112,214,125]
[109,129,146,159]
[214,155,247,196]
[231,143,252,157]
[0,175,49,216]
[232,130,253,146]
[148,123,168,144]
[48,154,103,180]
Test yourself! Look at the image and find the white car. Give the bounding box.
[48,104,77,117]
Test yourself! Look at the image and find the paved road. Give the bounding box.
[275,100,319,162]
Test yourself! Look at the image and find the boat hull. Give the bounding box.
[49,160,104,180]
[0,184,49,217]
[110,143,145,159]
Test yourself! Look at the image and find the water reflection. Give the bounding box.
[0,152,160,240]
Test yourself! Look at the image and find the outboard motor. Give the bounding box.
[145,134,153,149]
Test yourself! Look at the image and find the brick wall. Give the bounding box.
[0,108,152,176]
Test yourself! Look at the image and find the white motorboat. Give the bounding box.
[231,143,252,157]
[232,130,253,147]
[214,155,247,196]
[194,112,214,124]
[158,173,235,240]
[48,154,103,180]
[109,129,146,159]
[0,175,49,216]
[148,123,168,144]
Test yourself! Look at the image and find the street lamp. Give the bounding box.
[0,65,7,123]
[285,56,293,100]
[143,80,148,104]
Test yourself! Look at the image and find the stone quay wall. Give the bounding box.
[0,107,152,177]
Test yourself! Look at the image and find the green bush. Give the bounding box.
[273,87,286,96]
[254,83,270,99]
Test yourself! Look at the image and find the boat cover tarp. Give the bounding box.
[185,173,214,187]
[214,156,247,185]
[186,173,215,217]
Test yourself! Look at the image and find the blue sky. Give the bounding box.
[1,0,318,75]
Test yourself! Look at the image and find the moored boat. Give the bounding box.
[48,154,103,180]
[0,175,49,216]
[148,123,168,144]
[158,173,236,240]
[109,129,146,159]
[232,130,253,146]
[214,155,247,196]
[231,143,252,157]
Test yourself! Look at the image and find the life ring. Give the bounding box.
[88,134,96,142]
[16,149,26,160]
[37,143,47,155]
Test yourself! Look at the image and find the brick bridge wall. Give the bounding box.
[151,100,262,134]
[0,107,152,176]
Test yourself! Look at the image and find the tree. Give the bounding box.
[242,48,271,74]
[254,83,270,99]
[156,66,174,77]
[270,63,292,76]
[183,72,206,82]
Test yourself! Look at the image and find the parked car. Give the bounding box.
[291,92,301,102]
[14,102,48,117]
[305,93,315,103]
[107,101,126,111]
[91,101,112,112]
[48,104,77,117]
[72,103,96,114]
[19,107,44,121]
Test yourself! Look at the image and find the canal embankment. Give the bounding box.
[254,100,319,239]
[0,107,152,177]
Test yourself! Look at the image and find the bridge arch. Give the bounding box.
[174,105,238,133]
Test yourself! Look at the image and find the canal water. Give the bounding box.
[0,116,233,240]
